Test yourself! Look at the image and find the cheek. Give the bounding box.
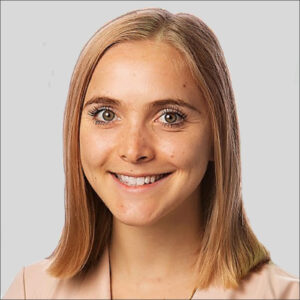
[79,126,115,172]
[158,129,211,171]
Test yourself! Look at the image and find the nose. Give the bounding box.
[117,123,155,164]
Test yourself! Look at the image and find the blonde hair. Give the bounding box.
[46,7,270,289]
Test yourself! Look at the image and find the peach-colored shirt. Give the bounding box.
[3,246,299,299]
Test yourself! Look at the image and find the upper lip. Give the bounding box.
[109,171,173,178]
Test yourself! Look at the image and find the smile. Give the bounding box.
[110,172,172,187]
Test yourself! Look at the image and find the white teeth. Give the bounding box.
[136,177,144,185]
[116,174,166,186]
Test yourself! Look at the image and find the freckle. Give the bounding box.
[119,204,125,212]
[170,154,174,158]
[183,83,186,88]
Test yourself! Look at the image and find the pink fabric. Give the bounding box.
[3,246,299,299]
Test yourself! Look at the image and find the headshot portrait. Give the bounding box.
[2,1,299,299]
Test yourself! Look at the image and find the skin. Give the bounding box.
[80,40,213,299]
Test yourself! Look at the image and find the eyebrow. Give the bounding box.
[83,96,199,112]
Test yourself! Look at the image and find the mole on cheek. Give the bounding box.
[183,83,186,88]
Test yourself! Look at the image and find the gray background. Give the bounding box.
[1,1,299,296]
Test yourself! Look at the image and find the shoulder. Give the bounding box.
[3,248,111,299]
[24,258,61,298]
[193,262,299,299]
[238,262,299,299]
[3,267,25,299]
[3,259,60,299]
[265,263,299,298]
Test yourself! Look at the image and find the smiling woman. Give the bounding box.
[79,40,213,234]
[3,7,299,300]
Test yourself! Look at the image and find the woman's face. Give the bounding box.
[80,40,213,226]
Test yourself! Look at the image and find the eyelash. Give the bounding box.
[87,105,187,128]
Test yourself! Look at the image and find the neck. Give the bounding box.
[109,190,202,292]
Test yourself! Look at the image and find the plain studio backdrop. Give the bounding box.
[1,1,299,296]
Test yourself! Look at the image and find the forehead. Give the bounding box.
[84,40,206,111]
[96,40,189,77]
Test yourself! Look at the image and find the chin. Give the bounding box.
[116,218,155,227]
[112,208,164,227]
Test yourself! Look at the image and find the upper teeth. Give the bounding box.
[116,174,165,186]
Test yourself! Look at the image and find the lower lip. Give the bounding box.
[110,172,172,192]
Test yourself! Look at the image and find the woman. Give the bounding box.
[4,7,299,299]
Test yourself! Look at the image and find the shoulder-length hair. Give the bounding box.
[46,7,270,289]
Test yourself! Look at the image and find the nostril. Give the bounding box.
[138,156,148,161]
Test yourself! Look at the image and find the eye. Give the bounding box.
[163,112,179,123]
[157,108,187,128]
[87,106,187,128]
[97,109,115,122]
[87,106,118,125]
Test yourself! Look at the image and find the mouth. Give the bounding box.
[109,172,173,187]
